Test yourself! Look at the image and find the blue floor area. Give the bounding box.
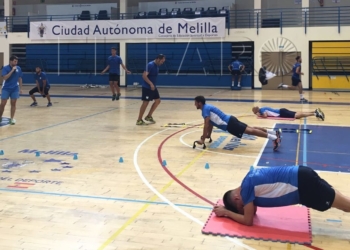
[257,123,350,173]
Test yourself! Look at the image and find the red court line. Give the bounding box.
[157,127,323,250]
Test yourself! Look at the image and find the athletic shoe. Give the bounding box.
[112,94,116,101]
[300,98,308,103]
[47,102,53,107]
[277,83,283,89]
[145,116,156,123]
[9,119,16,125]
[317,108,325,120]
[276,129,282,143]
[136,120,146,125]
[116,93,121,101]
[273,137,280,151]
[30,102,38,107]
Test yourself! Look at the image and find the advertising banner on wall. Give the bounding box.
[0,22,7,36]
[29,17,226,40]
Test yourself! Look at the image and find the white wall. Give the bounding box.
[1,24,350,87]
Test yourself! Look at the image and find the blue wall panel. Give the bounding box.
[126,42,252,88]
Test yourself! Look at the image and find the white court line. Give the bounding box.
[252,123,275,167]
[179,130,256,158]
[133,129,255,250]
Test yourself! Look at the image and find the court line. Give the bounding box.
[0,102,138,142]
[252,123,276,167]
[0,188,212,210]
[98,129,225,250]
[303,118,308,166]
[295,118,303,165]
[18,93,350,106]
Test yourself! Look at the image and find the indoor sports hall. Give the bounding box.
[1,0,350,250]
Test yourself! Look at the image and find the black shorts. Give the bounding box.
[141,87,160,101]
[298,166,335,212]
[231,70,241,76]
[279,108,296,118]
[109,73,120,84]
[291,77,301,86]
[226,116,247,138]
[29,86,50,95]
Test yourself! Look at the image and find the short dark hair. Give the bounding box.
[194,95,206,105]
[156,54,165,60]
[10,55,18,61]
[111,47,117,51]
[296,56,301,61]
[223,190,239,213]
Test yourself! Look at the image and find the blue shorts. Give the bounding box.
[1,88,20,100]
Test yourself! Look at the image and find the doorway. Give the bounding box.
[261,51,300,90]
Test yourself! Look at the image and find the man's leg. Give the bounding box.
[145,88,161,123]
[137,101,149,125]
[237,72,242,87]
[109,80,116,100]
[45,87,52,107]
[332,189,350,212]
[0,99,8,123]
[245,126,281,150]
[29,87,38,106]
[10,99,17,124]
[295,112,316,119]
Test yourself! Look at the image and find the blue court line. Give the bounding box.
[0,188,212,210]
[303,118,308,166]
[326,219,342,223]
[19,94,350,106]
[0,102,138,142]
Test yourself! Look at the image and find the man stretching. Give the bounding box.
[252,106,325,121]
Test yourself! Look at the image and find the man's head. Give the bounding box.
[252,106,260,115]
[155,54,166,66]
[9,55,18,67]
[194,95,206,110]
[223,188,244,214]
[35,66,42,74]
[296,56,302,63]
[111,47,117,56]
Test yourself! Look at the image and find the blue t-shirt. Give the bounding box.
[35,72,50,88]
[259,107,280,117]
[201,104,231,131]
[292,63,301,79]
[108,55,123,74]
[231,60,243,70]
[142,61,159,89]
[241,166,300,207]
[1,65,23,90]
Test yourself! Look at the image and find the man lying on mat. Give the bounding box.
[214,165,350,226]
[252,106,325,121]
[194,96,281,151]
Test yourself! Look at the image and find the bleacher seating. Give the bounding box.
[133,6,229,20]
[96,10,110,20]
[313,57,350,79]
[78,11,91,21]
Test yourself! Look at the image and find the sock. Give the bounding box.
[300,94,304,99]
[267,134,277,140]
[282,85,288,89]
[238,82,241,86]
[267,129,275,135]
[232,81,234,86]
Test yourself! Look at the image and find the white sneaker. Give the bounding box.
[9,119,16,125]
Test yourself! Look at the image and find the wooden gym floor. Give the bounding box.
[0,86,349,250]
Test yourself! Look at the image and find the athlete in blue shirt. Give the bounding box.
[0,55,23,125]
[194,96,281,151]
[228,56,245,87]
[101,47,130,101]
[29,66,52,107]
[278,56,308,102]
[214,165,350,226]
[252,106,325,121]
[136,54,166,125]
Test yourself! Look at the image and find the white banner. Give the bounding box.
[0,22,7,36]
[30,17,226,40]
